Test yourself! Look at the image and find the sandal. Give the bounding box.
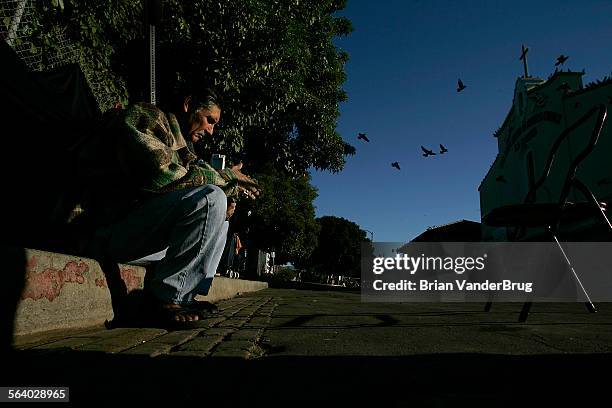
[152,302,212,330]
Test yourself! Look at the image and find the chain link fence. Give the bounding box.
[0,0,118,110]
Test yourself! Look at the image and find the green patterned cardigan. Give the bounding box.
[71,102,239,226]
[121,102,238,194]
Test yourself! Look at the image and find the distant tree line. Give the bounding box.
[297,216,370,279]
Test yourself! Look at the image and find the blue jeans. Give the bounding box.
[87,185,228,305]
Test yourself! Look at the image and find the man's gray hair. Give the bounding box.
[190,88,221,113]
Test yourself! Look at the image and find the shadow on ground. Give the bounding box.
[3,350,609,406]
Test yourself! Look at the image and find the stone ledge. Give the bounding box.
[14,249,267,336]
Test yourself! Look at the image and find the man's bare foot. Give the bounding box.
[160,303,201,322]
[146,301,211,329]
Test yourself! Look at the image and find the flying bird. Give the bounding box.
[357,132,370,142]
[439,144,448,154]
[391,162,401,170]
[457,78,466,92]
[555,55,569,66]
[421,146,436,157]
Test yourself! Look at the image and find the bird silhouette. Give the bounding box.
[357,132,370,142]
[457,79,466,92]
[391,162,401,170]
[439,144,448,154]
[421,146,436,157]
[555,55,569,66]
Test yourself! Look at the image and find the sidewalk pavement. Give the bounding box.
[7,288,612,406]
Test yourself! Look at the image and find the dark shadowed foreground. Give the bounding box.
[6,289,612,406]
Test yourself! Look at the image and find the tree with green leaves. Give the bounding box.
[19,0,354,263]
[24,0,354,175]
[232,165,320,265]
[157,0,354,174]
[300,216,369,278]
[25,0,142,108]
[154,0,355,263]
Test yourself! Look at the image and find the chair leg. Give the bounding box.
[551,234,597,312]
[585,302,597,313]
[572,179,612,232]
[519,302,532,322]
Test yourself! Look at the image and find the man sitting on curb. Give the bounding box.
[74,89,260,329]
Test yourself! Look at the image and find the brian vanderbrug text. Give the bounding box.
[372,279,533,293]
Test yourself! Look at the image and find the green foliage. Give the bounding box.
[28,0,143,109]
[299,215,369,278]
[155,0,354,260]
[158,0,354,173]
[23,0,353,261]
[271,266,298,282]
[51,0,64,10]
[235,165,320,264]
[25,0,352,169]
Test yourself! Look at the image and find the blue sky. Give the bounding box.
[310,0,612,242]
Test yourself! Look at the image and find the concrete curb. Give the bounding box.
[195,278,269,303]
[14,249,267,336]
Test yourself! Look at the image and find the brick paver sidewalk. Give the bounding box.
[15,295,277,359]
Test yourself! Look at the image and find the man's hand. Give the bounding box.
[230,163,261,199]
[226,199,237,220]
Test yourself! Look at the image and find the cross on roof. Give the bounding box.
[519,44,529,78]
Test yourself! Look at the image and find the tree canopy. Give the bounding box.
[300,215,369,278]
[19,0,354,261]
[232,165,320,265]
[157,0,353,174]
[24,0,354,173]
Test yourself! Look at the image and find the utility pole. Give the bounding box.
[144,0,162,105]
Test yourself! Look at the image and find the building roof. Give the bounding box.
[409,219,481,243]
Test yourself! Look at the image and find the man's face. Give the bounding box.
[188,105,221,143]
